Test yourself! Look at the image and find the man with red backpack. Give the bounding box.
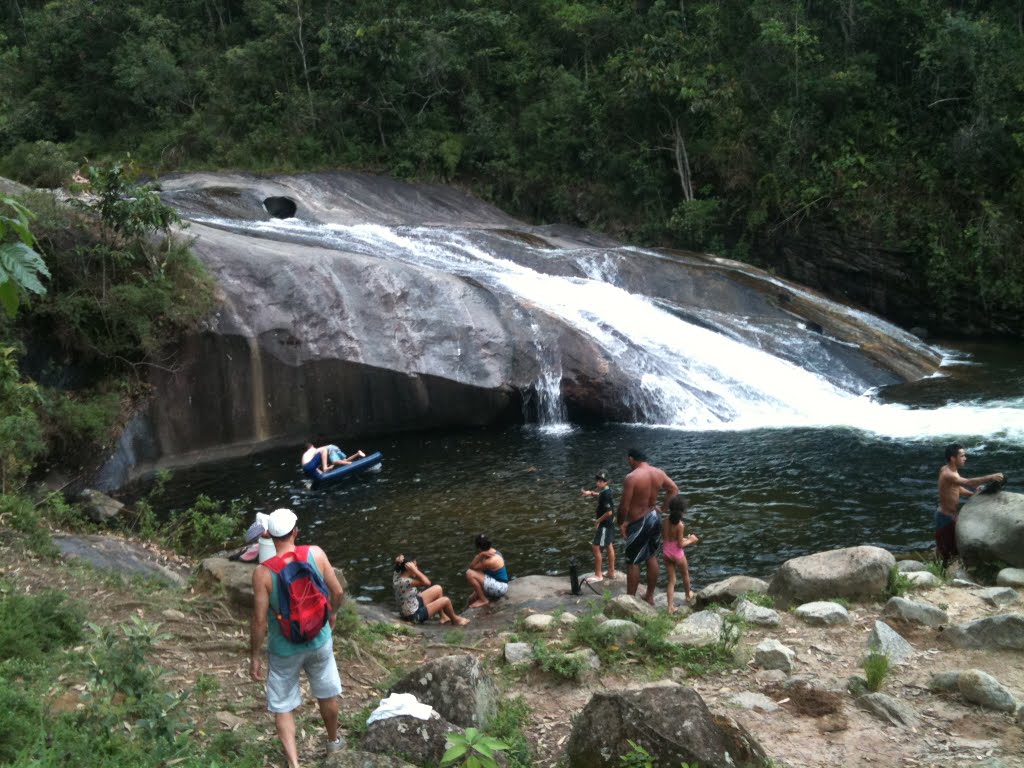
[250,508,346,767]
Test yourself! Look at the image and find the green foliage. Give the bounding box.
[0,140,76,188]
[488,697,532,768]
[339,703,376,747]
[887,567,913,598]
[530,640,589,681]
[863,650,890,692]
[0,345,45,493]
[925,560,947,581]
[441,727,508,768]
[163,494,245,555]
[738,591,774,609]
[0,582,85,663]
[0,196,49,318]
[82,159,179,246]
[84,616,170,699]
[0,486,57,557]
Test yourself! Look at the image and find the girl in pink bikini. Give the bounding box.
[662,496,698,614]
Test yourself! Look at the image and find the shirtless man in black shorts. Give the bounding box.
[618,448,679,605]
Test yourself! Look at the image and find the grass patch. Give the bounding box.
[863,650,890,692]
[886,566,913,598]
[339,703,376,747]
[487,696,532,768]
[0,580,85,663]
[531,641,590,681]
[737,591,774,608]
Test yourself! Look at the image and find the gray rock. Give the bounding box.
[78,489,125,523]
[895,560,929,573]
[904,571,942,589]
[868,621,915,664]
[735,599,781,627]
[503,642,534,666]
[566,686,768,768]
[667,611,724,648]
[957,491,1024,569]
[361,712,455,765]
[326,749,418,768]
[558,612,578,625]
[754,639,796,673]
[929,671,962,693]
[950,578,980,588]
[53,534,189,587]
[856,693,919,728]
[694,576,769,609]
[596,619,641,642]
[794,601,851,626]
[756,669,789,685]
[972,587,1020,608]
[604,594,658,620]
[882,596,948,628]
[957,669,1018,713]
[997,568,1024,588]
[522,614,555,630]
[943,613,1024,651]
[768,546,894,608]
[727,692,780,713]
[389,655,499,729]
[566,648,601,678]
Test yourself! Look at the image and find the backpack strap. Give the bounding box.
[263,545,311,574]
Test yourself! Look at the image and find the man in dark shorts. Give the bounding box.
[936,442,1003,567]
[618,448,679,605]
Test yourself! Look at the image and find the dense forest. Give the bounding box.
[2,0,1023,335]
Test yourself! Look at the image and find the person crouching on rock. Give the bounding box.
[392,555,469,626]
[465,533,510,609]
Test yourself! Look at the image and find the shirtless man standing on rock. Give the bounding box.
[618,448,679,605]
[937,442,1003,567]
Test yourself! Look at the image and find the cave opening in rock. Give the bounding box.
[264,197,297,219]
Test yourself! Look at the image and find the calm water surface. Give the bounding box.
[145,341,1024,604]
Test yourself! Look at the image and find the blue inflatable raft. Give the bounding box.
[310,451,383,490]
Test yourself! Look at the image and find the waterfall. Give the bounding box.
[190,215,1024,443]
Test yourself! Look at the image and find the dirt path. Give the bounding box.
[4,534,1023,768]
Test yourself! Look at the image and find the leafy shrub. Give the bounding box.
[0,345,46,493]
[0,492,58,556]
[1,195,50,318]
[863,650,890,692]
[0,583,85,663]
[41,387,121,464]
[163,494,245,555]
[488,697,532,768]
[0,141,76,189]
[0,678,42,763]
[531,641,589,681]
[441,727,508,768]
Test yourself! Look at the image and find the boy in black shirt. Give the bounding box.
[582,470,617,581]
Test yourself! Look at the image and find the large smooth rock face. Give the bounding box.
[958,491,1024,568]
[388,655,498,729]
[768,546,895,608]
[565,686,769,768]
[95,172,939,483]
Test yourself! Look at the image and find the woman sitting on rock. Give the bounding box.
[392,555,469,626]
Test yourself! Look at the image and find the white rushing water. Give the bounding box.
[196,216,1024,444]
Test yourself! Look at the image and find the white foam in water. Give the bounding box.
[195,216,1024,444]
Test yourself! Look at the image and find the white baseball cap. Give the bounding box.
[267,508,297,537]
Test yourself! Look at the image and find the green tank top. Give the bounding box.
[267,547,332,657]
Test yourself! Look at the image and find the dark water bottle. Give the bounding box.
[569,558,581,595]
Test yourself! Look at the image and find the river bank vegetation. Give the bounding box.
[2,0,1023,335]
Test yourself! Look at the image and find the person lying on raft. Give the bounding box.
[301,442,366,477]
[392,555,469,625]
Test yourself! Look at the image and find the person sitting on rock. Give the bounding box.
[392,555,469,626]
[465,533,510,608]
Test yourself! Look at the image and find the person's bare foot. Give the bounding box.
[453,617,470,626]
[667,607,676,615]
[607,572,617,579]
[685,591,695,601]
[439,615,450,624]
[590,574,604,582]
[468,598,489,609]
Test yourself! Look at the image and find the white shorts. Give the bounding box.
[266,641,342,713]
[483,575,509,599]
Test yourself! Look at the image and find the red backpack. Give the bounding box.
[263,546,331,643]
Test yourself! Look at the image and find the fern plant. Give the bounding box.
[0,196,49,317]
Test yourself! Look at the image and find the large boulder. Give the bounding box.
[957,491,1024,568]
[388,655,498,729]
[767,546,895,608]
[565,686,769,768]
[198,556,346,614]
[360,713,455,765]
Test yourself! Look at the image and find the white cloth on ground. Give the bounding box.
[366,692,436,725]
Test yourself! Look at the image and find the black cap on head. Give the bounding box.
[627,448,647,462]
[595,470,608,481]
